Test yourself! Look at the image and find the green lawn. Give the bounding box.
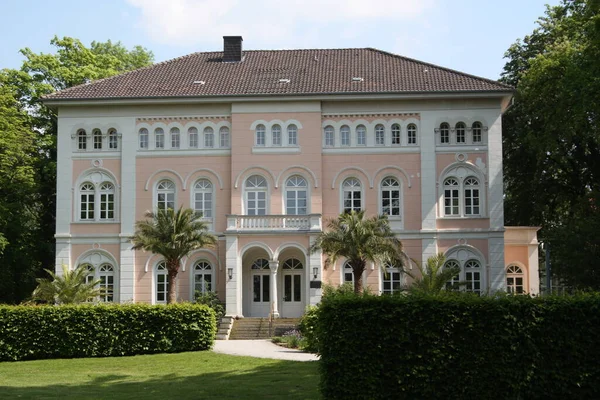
[0,351,320,399]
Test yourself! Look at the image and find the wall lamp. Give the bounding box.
[227,268,233,280]
[313,267,318,280]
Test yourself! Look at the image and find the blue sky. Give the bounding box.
[1,0,559,80]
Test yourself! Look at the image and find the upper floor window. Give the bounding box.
[194,261,213,295]
[80,182,95,220]
[391,124,401,145]
[170,128,180,149]
[356,125,366,146]
[189,127,198,148]
[381,177,401,217]
[245,175,267,216]
[193,179,213,219]
[341,125,350,146]
[272,124,282,146]
[108,129,118,150]
[455,122,466,144]
[139,128,149,149]
[382,262,403,295]
[472,122,482,143]
[375,124,385,146]
[285,175,307,215]
[342,178,362,213]
[78,129,87,150]
[440,123,450,144]
[463,177,481,216]
[407,124,417,145]
[324,126,334,147]
[506,265,525,294]
[220,127,230,148]
[156,180,175,211]
[287,124,298,146]
[204,127,214,148]
[99,182,115,220]
[93,129,102,150]
[256,124,266,146]
[155,262,169,304]
[443,177,460,216]
[79,181,116,221]
[155,128,165,149]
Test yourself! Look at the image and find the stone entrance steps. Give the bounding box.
[228,317,301,340]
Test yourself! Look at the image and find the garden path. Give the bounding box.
[212,339,319,362]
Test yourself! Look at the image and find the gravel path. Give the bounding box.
[212,339,319,362]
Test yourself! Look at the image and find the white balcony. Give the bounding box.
[226,214,322,233]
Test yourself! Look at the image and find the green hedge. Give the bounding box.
[0,303,216,361]
[317,293,600,400]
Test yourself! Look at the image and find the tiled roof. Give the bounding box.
[44,48,513,101]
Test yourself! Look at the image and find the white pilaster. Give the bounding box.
[54,236,72,276]
[308,235,322,306]
[488,235,506,291]
[120,117,137,301]
[419,112,437,231]
[225,235,241,316]
[488,114,504,230]
[421,237,438,268]
[269,260,280,318]
[55,117,73,274]
[119,236,135,302]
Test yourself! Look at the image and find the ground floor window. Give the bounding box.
[506,264,525,294]
[382,263,402,294]
[156,262,169,303]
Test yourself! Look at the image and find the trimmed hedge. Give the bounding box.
[0,303,216,361]
[317,293,600,400]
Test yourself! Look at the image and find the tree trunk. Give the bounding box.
[167,260,180,304]
[353,260,366,294]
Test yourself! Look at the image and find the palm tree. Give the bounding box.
[310,210,402,293]
[405,253,461,295]
[32,264,101,304]
[131,207,217,304]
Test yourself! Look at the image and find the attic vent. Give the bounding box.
[279,78,290,84]
[193,80,205,85]
[352,77,364,82]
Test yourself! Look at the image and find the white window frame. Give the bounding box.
[284,175,308,215]
[439,167,485,218]
[77,129,88,150]
[472,122,483,144]
[108,129,118,150]
[443,246,486,294]
[192,178,213,221]
[93,129,103,150]
[244,175,269,215]
[381,262,403,294]
[342,261,354,286]
[282,258,303,303]
[379,177,402,219]
[204,127,214,148]
[324,125,334,147]
[77,250,119,303]
[155,179,176,211]
[188,127,199,148]
[78,181,117,222]
[340,125,350,147]
[407,124,417,145]
[439,123,450,144]
[506,264,526,294]
[220,127,230,148]
[155,128,165,149]
[455,122,466,144]
[287,124,298,146]
[341,177,363,213]
[272,124,282,146]
[98,264,115,302]
[444,259,483,294]
[356,125,366,146]
[170,127,180,149]
[375,124,385,146]
[193,260,213,296]
[154,261,169,304]
[256,124,266,147]
[391,124,401,146]
[443,177,460,217]
[139,128,149,149]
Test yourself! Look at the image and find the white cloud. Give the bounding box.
[126,0,435,48]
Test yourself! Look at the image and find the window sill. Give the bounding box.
[252,147,301,154]
[137,149,231,157]
[437,216,487,220]
[72,221,120,224]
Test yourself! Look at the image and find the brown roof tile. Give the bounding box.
[43,48,513,101]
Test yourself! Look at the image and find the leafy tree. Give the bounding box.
[310,211,402,293]
[501,0,600,289]
[132,207,217,304]
[32,264,101,304]
[0,36,153,303]
[405,254,461,295]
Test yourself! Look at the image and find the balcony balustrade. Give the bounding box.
[226,214,322,233]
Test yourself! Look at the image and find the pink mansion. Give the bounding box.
[45,37,539,317]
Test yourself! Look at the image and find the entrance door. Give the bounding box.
[249,258,271,317]
[280,258,304,317]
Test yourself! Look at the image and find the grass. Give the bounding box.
[0,351,320,399]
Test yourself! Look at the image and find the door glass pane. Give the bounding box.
[293,274,301,302]
[262,275,270,302]
[284,275,291,302]
[253,275,261,302]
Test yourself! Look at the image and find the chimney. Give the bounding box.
[223,36,243,62]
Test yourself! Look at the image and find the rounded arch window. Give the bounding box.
[139,128,149,149]
[391,124,401,145]
[407,124,417,145]
[381,177,401,217]
[219,126,230,148]
[251,258,270,269]
[77,129,88,150]
[443,259,461,290]
[324,125,335,147]
[340,125,350,146]
[342,178,362,213]
[108,128,118,150]
[188,127,199,148]
[356,125,366,146]
[245,175,268,216]
[204,127,214,148]
[193,179,213,218]
[506,264,525,294]
[287,124,298,145]
[285,175,308,215]
[194,260,213,295]
[256,124,266,146]
[443,177,460,216]
[156,180,175,211]
[155,261,168,304]
[154,128,165,149]
[343,261,354,285]
[472,121,483,143]
[375,124,385,145]
[93,129,102,150]
[98,264,114,302]
[272,124,282,146]
[283,258,303,269]
[170,127,180,149]
[439,123,450,144]
[455,122,466,143]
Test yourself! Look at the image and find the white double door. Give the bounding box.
[248,269,305,318]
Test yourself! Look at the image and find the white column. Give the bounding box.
[308,235,322,306]
[225,235,241,317]
[120,117,137,302]
[269,260,280,318]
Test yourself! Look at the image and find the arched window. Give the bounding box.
[382,262,402,294]
[77,129,87,150]
[343,261,354,285]
[83,264,95,287]
[252,258,270,269]
[193,179,213,219]
[287,124,298,146]
[439,123,450,144]
[108,129,118,150]
[375,124,385,145]
[156,180,175,211]
[285,175,308,215]
[464,260,481,294]
[356,125,366,146]
[272,124,282,146]
[391,124,401,145]
[188,127,198,148]
[93,129,102,150]
[80,182,95,220]
[170,127,180,149]
[139,128,149,149]
[155,262,169,304]
[251,258,270,303]
[472,122,482,143]
[245,175,267,215]
[380,177,401,217]
[98,264,114,302]
[464,177,481,216]
[443,177,460,216]
[155,128,165,149]
[99,182,115,220]
[256,124,266,146]
[283,258,303,302]
[340,125,350,146]
[506,265,525,294]
[444,260,461,290]
[407,124,417,145]
[193,261,213,295]
[324,126,334,147]
[220,127,230,148]
[204,127,214,148]
[342,178,362,213]
[455,122,466,144]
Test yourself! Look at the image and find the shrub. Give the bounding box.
[194,291,225,319]
[0,303,216,362]
[299,306,320,353]
[317,293,600,400]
